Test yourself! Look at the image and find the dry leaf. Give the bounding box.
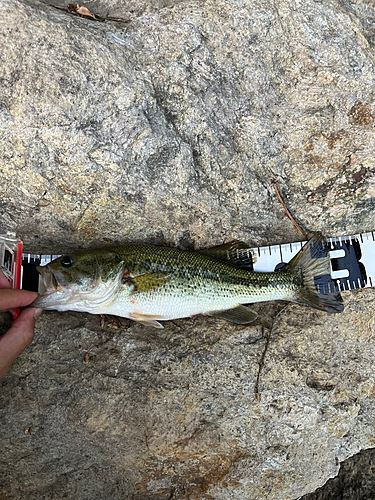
[76,5,95,18]
[68,3,96,18]
[68,3,78,12]
[58,3,124,22]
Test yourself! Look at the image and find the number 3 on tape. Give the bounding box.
[252,231,374,294]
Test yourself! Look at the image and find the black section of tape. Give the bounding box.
[22,257,41,292]
[312,238,367,294]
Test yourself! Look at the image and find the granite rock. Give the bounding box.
[1,291,375,499]
[1,0,375,498]
[302,447,375,500]
[1,0,375,253]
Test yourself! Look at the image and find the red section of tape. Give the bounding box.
[11,240,23,319]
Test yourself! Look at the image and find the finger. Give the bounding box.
[0,289,38,311]
[0,270,11,289]
[0,307,42,381]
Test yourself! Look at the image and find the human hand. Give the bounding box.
[0,270,42,380]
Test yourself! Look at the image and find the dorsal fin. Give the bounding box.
[199,240,256,268]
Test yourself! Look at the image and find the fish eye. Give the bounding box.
[61,256,73,268]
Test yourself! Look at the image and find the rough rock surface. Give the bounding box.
[2,292,375,500]
[1,0,375,252]
[302,447,375,500]
[1,0,375,498]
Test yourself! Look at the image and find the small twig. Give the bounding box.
[254,326,270,398]
[254,304,289,398]
[272,184,306,238]
[106,17,129,23]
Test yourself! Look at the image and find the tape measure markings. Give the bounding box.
[20,232,374,294]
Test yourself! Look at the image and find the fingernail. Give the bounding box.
[34,308,43,319]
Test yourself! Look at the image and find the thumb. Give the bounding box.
[0,307,42,381]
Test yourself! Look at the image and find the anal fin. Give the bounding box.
[206,305,258,324]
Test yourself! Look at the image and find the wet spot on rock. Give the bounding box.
[349,102,373,125]
[306,182,331,202]
[352,167,367,184]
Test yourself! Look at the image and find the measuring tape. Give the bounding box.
[252,232,371,293]
[1,231,373,313]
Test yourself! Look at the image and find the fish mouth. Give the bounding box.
[36,266,68,291]
[31,265,123,312]
[32,266,71,309]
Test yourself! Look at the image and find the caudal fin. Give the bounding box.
[285,233,344,313]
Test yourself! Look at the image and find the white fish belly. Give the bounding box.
[100,287,290,320]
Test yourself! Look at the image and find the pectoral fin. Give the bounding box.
[206,305,258,324]
[128,271,170,294]
[199,240,256,268]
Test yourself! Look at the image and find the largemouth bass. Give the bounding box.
[32,233,343,327]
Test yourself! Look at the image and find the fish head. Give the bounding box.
[33,250,125,312]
